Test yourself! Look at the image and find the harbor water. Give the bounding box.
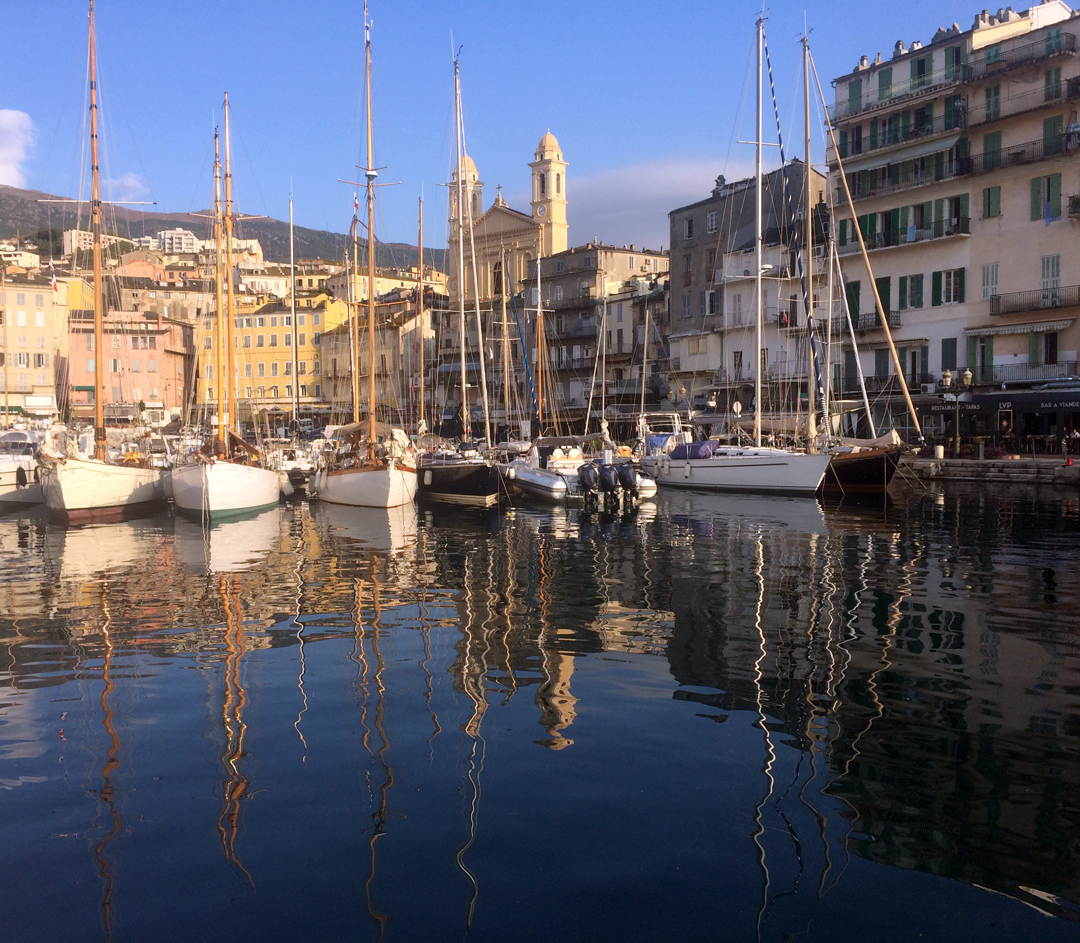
[1,486,1079,942]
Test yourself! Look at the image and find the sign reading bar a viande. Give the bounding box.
[973,389,1080,413]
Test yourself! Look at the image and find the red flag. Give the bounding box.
[50,264,58,293]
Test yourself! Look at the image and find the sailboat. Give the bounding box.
[170,103,280,520]
[416,57,502,507]
[38,1,167,522]
[314,8,417,509]
[642,18,830,496]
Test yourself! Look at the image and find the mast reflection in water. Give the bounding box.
[1,487,1079,942]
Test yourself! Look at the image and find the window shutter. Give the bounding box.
[845,280,861,321]
[982,187,991,218]
[1031,176,1043,220]
[867,213,877,237]
[1029,331,1040,366]
[901,110,911,137]
[839,129,849,159]
[875,276,891,316]
[967,336,977,370]
[920,345,929,379]
[838,219,847,245]
[934,198,945,224]
[944,97,955,128]
[899,275,909,309]
[912,273,924,307]
[985,335,994,373]
[934,152,945,180]
[924,101,933,121]
[932,270,943,306]
[957,267,965,303]
[990,186,1001,217]
[870,118,878,150]
[1049,173,1062,218]
[959,193,969,221]
[858,215,869,239]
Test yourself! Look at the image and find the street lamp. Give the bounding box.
[941,366,973,457]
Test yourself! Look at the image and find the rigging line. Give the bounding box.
[762,31,826,415]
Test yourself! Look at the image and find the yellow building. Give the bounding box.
[195,292,349,426]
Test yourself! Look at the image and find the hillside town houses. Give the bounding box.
[2,0,1079,444]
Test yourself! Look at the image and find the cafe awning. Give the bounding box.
[965,318,1073,336]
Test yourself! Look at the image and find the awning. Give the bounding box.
[975,389,1080,413]
[965,318,1074,337]
[840,134,961,175]
[864,337,930,350]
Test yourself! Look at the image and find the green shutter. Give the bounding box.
[934,198,945,225]
[1049,173,1062,218]
[867,213,877,237]
[899,275,909,309]
[838,219,847,245]
[957,137,969,159]
[989,186,1000,217]
[959,193,969,222]
[967,336,977,370]
[957,267,965,303]
[845,280,861,323]
[912,273,924,308]
[1032,176,1043,220]
[924,101,933,121]
[934,152,945,180]
[982,187,991,218]
[890,208,900,238]
[983,130,1002,169]
[1029,332,1040,366]
[984,336,994,376]
[858,214,868,239]
[900,205,909,229]
[879,67,892,100]
[1044,114,1063,152]
[932,270,943,306]
[902,110,911,138]
[876,276,891,317]
[870,118,879,150]
[920,345,929,380]
[944,97,955,128]
[839,129,848,159]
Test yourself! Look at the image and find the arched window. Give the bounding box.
[471,192,480,217]
[539,173,546,196]
[556,173,561,195]
[492,260,503,295]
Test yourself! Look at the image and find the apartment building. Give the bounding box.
[830,1,1080,439]
[667,162,829,422]
[0,273,66,422]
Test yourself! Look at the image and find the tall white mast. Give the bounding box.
[453,59,469,439]
[754,16,764,449]
[289,196,298,429]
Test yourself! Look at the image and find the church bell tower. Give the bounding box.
[529,131,568,255]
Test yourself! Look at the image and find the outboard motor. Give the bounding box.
[616,461,638,499]
[598,462,620,503]
[577,462,599,502]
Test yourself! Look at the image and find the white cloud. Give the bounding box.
[564,158,758,250]
[0,110,36,188]
[104,172,151,201]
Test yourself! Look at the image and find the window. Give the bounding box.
[984,85,1000,122]
[87,358,95,372]
[874,348,890,378]
[981,263,998,300]
[131,358,141,373]
[244,363,252,378]
[682,291,691,319]
[932,268,965,305]
[256,334,265,347]
[733,351,743,380]
[581,256,593,270]
[553,284,563,301]
[284,362,292,376]
[258,362,265,377]
[313,314,319,326]
[243,335,252,348]
[941,337,957,371]
[849,77,863,111]
[627,255,634,270]
[687,337,703,355]
[1045,66,1062,101]
[1044,115,1064,156]
[282,316,291,326]
[982,131,1001,171]
[313,361,320,375]
[206,364,213,380]
[34,294,43,306]
[910,56,927,89]
[149,336,155,350]
[708,290,719,316]
[284,333,292,346]
[707,211,718,233]
[699,291,706,316]
[297,361,307,376]
[148,359,158,373]
[15,293,24,305]
[256,317,266,328]
[982,185,1001,218]
[878,67,892,101]
[245,386,253,398]
[617,302,623,323]
[851,125,863,154]
[271,362,279,376]
[35,311,44,328]
[944,46,962,81]
[270,316,277,327]
[314,384,321,397]
[205,336,212,349]
[298,333,306,346]
[112,334,121,349]
[555,259,565,273]
[270,334,278,347]
[1031,173,1062,221]
[1041,254,1061,306]
[683,218,694,239]
[731,293,743,323]
[109,358,121,372]
[33,353,49,368]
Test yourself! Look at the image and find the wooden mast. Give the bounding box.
[364,5,377,446]
[213,131,227,447]
[89,0,106,458]
[223,93,237,453]
[417,198,424,432]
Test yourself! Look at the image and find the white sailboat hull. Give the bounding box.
[504,460,569,503]
[171,460,281,518]
[643,448,831,495]
[316,460,418,509]
[41,457,166,521]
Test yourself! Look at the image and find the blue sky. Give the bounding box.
[3,0,971,251]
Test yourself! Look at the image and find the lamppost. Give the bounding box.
[941,366,972,457]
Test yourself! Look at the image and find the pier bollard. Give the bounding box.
[934,445,945,459]
[977,440,985,461]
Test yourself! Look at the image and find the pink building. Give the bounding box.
[65,310,195,425]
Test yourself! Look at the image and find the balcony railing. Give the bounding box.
[830,309,902,333]
[837,217,970,256]
[967,132,1073,174]
[837,110,966,162]
[965,32,1076,81]
[993,361,1078,383]
[566,318,598,338]
[829,33,1075,123]
[989,284,1080,315]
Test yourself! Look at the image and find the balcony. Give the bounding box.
[830,309,902,333]
[829,33,1075,123]
[993,361,1078,383]
[989,284,1080,315]
[566,317,598,338]
[966,132,1074,174]
[836,110,966,164]
[965,32,1076,81]
[837,217,970,256]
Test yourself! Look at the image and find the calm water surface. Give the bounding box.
[1,486,1079,942]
